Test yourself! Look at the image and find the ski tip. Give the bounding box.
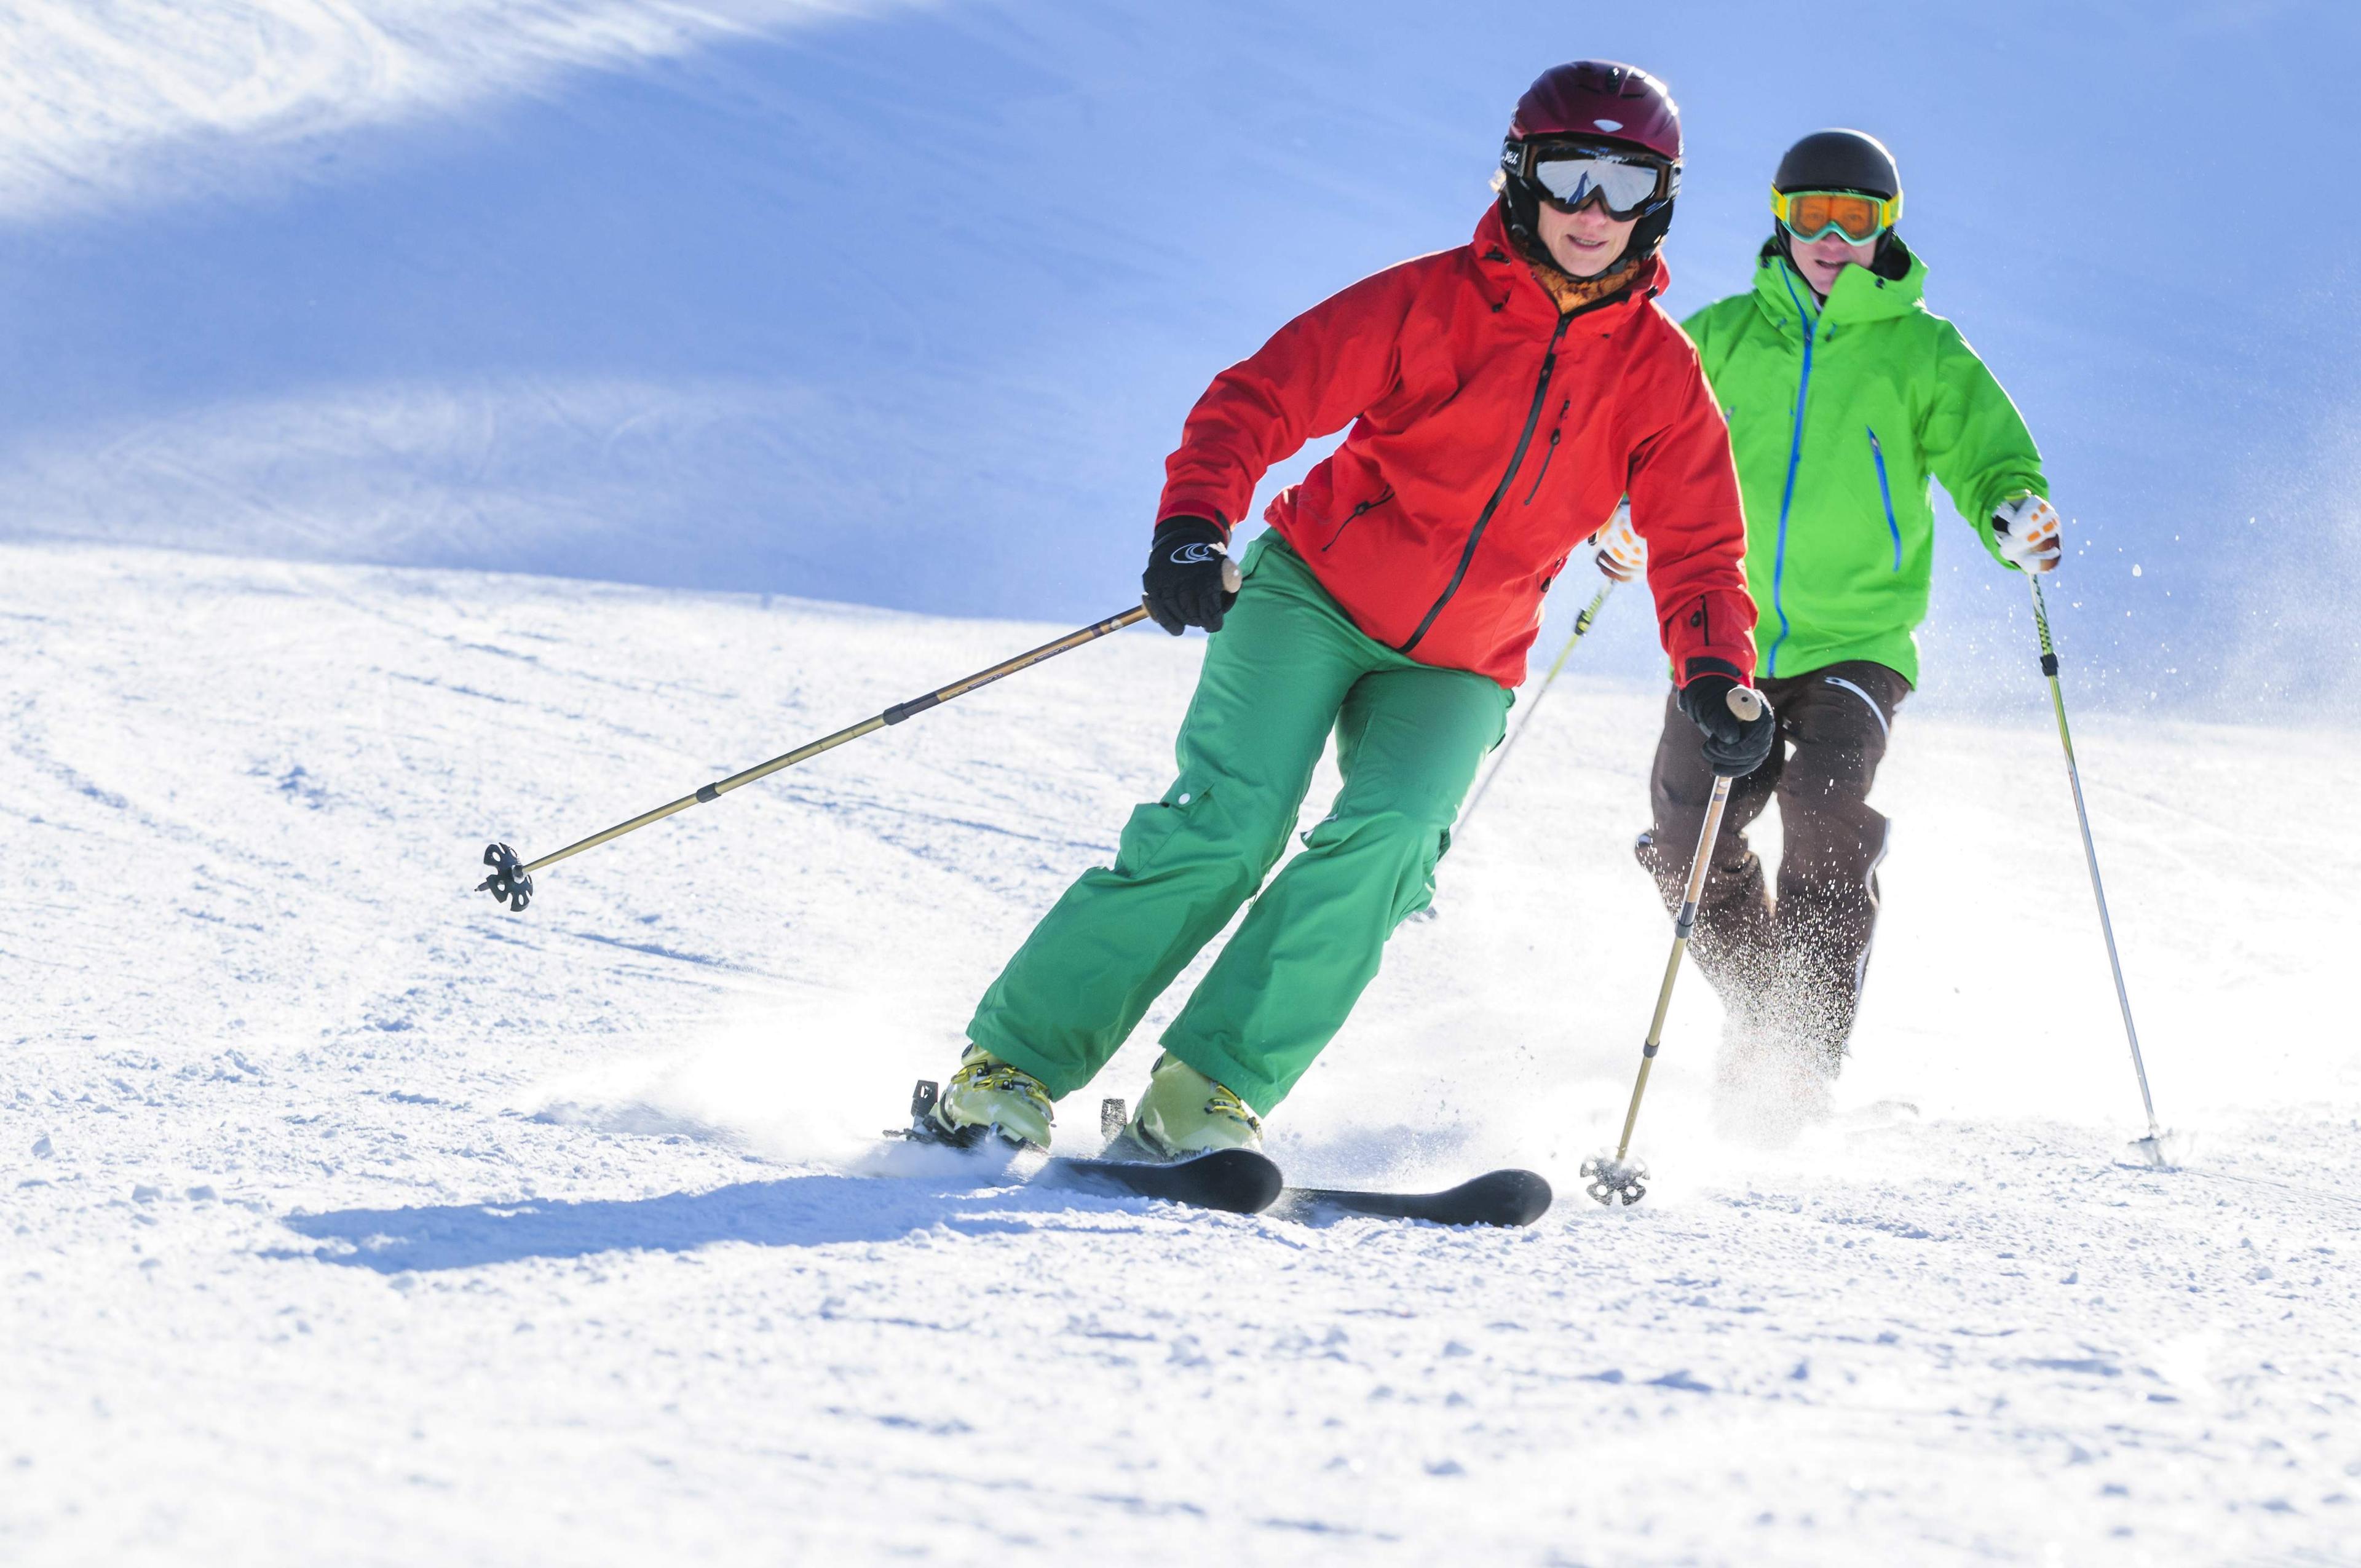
[1272,1166,1554,1227]
[1449,1168,1554,1226]
[1153,1147,1282,1213]
[1041,1147,1283,1216]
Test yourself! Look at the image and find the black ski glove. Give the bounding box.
[1142,516,1238,635]
[1679,668,1776,777]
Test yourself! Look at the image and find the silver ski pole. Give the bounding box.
[1583,684,1764,1205]
[2027,576,2167,1166]
[473,560,1238,913]
[1457,580,1616,835]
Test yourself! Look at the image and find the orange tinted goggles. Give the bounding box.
[1771,187,1900,244]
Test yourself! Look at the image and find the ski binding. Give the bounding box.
[891,1079,1281,1215]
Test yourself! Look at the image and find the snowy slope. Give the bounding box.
[7,542,2359,1566]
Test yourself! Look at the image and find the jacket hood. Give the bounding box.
[1749,234,1925,334]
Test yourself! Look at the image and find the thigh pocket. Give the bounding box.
[1112,783,1219,877]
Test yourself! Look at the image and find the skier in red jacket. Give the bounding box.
[925,61,1774,1157]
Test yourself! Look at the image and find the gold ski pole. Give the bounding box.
[2027,576,2168,1166]
[1457,580,1616,836]
[475,559,1236,911]
[1583,684,1763,1205]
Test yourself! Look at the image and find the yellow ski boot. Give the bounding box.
[927,1045,1054,1150]
[1110,1052,1263,1161]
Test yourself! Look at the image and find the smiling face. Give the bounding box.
[1791,229,1879,297]
[1534,199,1639,279]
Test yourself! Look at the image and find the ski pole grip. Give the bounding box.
[1221,556,1242,594]
[1726,686,1764,722]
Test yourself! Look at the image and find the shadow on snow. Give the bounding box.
[269,1168,1152,1274]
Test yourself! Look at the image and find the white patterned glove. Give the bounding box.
[1592,500,1647,584]
[1993,494,2062,574]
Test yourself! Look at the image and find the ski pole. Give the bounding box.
[1583,684,1763,1206]
[2027,576,2167,1166]
[1457,580,1615,835]
[475,562,1236,912]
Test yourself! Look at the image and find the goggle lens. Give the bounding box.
[1532,155,1663,218]
[1777,189,1891,244]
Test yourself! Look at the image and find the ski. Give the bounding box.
[888,1080,1283,1216]
[1037,1149,1283,1215]
[892,1081,1541,1224]
[1269,1168,1553,1228]
[1086,1093,1549,1225]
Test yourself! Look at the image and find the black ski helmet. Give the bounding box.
[1771,128,1906,275]
[1773,129,1900,201]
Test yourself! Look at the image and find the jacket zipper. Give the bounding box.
[1867,427,1900,569]
[1521,399,1571,505]
[1398,312,1575,654]
[1322,486,1393,553]
[1766,265,1819,677]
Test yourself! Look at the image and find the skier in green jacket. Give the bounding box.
[1592,129,2062,1128]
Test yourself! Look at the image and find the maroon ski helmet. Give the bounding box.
[1497,61,1683,270]
[1510,60,1682,164]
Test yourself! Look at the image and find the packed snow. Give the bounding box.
[7,542,2359,1565]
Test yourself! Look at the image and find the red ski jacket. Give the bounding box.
[1158,208,1755,688]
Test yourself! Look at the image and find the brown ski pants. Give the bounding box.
[1635,660,1911,1067]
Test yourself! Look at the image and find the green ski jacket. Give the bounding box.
[1680,240,2047,683]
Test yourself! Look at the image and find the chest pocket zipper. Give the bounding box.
[1323,486,1393,553]
[1867,427,1900,571]
[1399,309,1575,655]
[1521,400,1572,505]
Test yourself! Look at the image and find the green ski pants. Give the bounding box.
[967,534,1509,1115]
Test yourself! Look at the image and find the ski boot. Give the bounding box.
[923,1045,1054,1151]
[1105,1052,1262,1162]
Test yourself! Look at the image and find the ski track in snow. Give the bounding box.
[5,542,2360,1566]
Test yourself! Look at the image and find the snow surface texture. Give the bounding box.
[1,0,2357,707]
[7,543,2360,1566]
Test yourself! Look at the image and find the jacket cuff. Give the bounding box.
[1155,513,1230,540]
[1679,655,1747,688]
[1661,590,1758,684]
[1156,486,1238,533]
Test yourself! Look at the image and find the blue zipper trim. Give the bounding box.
[1867,426,1900,569]
[1768,264,1818,676]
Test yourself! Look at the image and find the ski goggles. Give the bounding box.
[1771,187,1902,244]
[1505,140,1674,218]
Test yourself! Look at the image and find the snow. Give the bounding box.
[8,542,2360,1565]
